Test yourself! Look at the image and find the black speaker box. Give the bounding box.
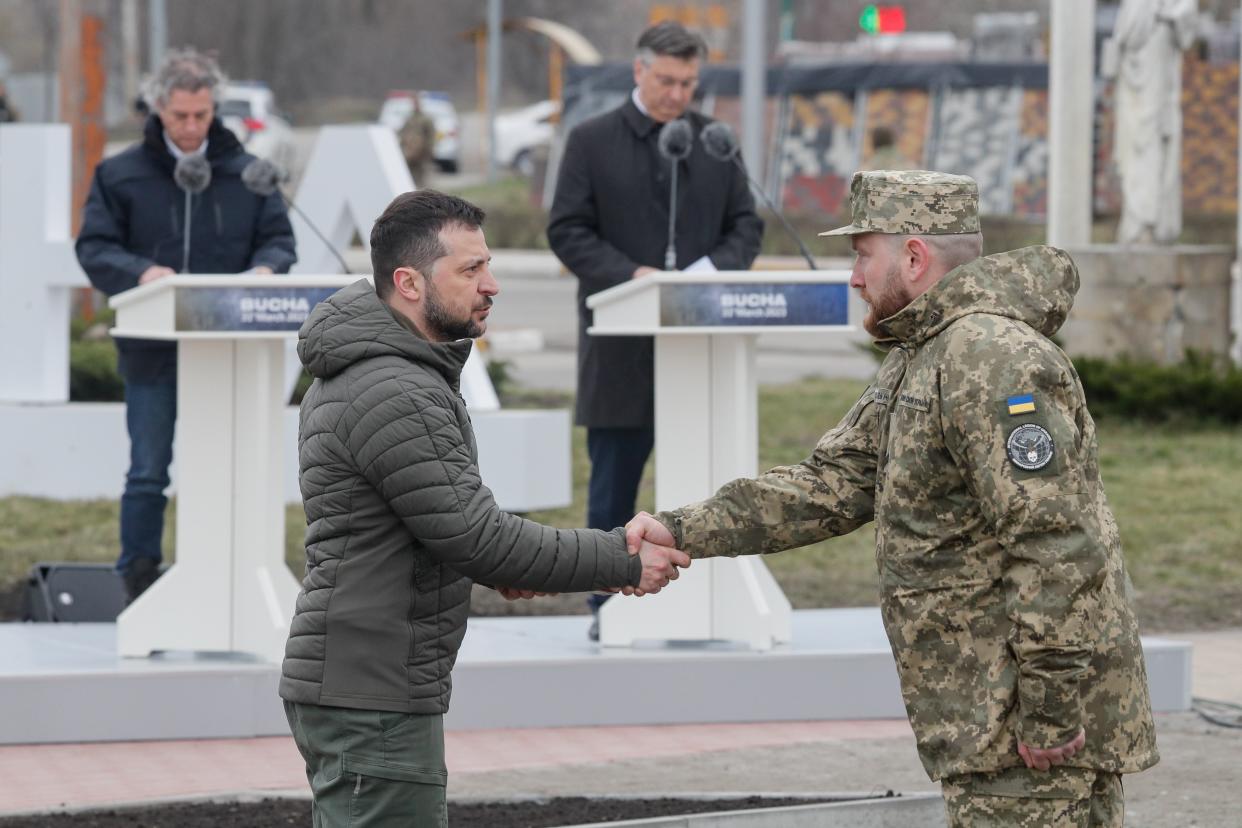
[23,563,126,623]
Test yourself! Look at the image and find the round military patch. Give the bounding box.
[1006,423,1054,471]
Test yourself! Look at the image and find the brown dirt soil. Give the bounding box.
[0,795,856,827]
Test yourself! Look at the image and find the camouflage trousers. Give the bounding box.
[942,765,1123,827]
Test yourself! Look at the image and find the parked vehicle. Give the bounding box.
[218,81,295,172]
[494,99,559,177]
[379,90,460,173]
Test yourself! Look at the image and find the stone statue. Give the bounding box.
[1103,0,1197,244]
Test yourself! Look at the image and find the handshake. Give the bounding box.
[497,512,690,600]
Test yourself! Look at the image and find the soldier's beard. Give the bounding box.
[861,262,912,338]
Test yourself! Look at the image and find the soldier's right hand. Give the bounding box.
[625,511,675,553]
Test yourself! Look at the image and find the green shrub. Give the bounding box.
[1075,352,1242,423]
[486,357,515,400]
[69,339,124,402]
[290,368,313,405]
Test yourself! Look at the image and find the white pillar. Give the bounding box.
[741,0,767,179]
[1047,0,1096,248]
[1232,0,1242,365]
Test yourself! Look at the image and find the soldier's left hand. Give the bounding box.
[1018,728,1085,772]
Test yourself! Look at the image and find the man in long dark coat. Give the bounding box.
[547,21,763,639]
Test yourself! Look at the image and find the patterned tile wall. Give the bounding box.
[927,87,1023,216]
[711,57,1241,219]
[779,91,858,215]
[1181,57,1239,215]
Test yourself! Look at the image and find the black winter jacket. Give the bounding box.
[280,280,642,713]
[547,99,763,428]
[75,115,296,381]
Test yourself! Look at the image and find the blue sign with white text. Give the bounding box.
[174,286,340,332]
[659,282,849,327]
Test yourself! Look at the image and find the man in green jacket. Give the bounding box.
[280,189,689,826]
[626,170,1158,826]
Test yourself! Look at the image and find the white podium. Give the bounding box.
[588,271,852,650]
[110,275,353,661]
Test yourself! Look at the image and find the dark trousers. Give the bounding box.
[585,426,654,612]
[284,701,448,827]
[118,380,177,575]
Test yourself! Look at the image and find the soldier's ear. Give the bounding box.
[902,236,933,284]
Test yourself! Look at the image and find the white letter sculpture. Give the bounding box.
[0,125,88,402]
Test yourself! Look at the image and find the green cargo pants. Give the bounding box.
[284,700,448,827]
[942,765,1123,828]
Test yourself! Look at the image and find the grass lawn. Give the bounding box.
[2,379,1239,631]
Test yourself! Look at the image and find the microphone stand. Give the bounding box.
[181,189,192,273]
[281,193,351,274]
[664,157,679,271]
[733,158,818,270]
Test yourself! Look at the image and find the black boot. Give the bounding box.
[122,558,161,604]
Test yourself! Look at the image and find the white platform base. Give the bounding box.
[0,402,570,512]
[0,608,1192,745]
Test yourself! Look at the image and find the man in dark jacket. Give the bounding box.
[281,189,688,826]
[547,21,763,638]
[75,48,295,602]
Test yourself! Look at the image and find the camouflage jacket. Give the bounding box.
[658,246,1158,781]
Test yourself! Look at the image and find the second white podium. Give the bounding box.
[588,270,852,650]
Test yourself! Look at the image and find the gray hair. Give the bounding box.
[636,21,707,64]
[145,47,226,110]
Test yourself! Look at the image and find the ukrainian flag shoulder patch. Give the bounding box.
[1007,393,1036,415]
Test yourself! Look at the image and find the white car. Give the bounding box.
[378,91,460,173]
[219,82,295,172]
[494,99,559,177]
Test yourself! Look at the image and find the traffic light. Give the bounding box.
[859,5,907,34]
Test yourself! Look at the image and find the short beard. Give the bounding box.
[861,261,911,338]
[423,281,489,341]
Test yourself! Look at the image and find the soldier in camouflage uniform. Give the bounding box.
[626,170,1159,827]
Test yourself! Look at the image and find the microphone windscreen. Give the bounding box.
[173,155,212,194]
[657,119,693,161]
[241,158,287,197]
[700,121,740,162]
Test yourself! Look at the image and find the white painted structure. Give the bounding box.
[588,271,853,651]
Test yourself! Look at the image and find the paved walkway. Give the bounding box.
[2,629,1239,823]
[0,720,916,814]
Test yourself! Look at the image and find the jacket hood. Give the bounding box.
[141,113,244,173]
[879,245,1079,346]
[298,279,473,388]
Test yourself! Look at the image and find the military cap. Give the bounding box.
[819,170,980,236]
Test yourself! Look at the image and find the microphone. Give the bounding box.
[656,119,693,270]
[700,122,819,270]
[241,158,351,275]
[657,118,693,160]
[240,156,284,197]
[173,155,212,273]
[173,155,212,194]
